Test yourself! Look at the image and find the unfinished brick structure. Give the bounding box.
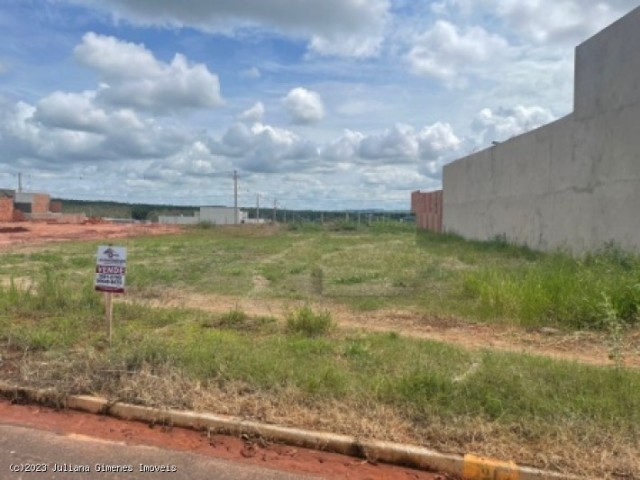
[14,192,51,215]
[411,190,443,232]
[0,191,14,222]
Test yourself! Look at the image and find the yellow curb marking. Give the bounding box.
[463,454,519,480]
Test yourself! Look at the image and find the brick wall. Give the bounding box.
[0,197,13,222]
[411,190,443,232]
[12,209,25,222]
[50,200,62,213]
[31,194,50,214]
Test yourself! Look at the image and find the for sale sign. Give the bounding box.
[95,245,127,293]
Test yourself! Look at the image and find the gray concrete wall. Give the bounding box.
[199,207,247,224]
[443,6,640,253]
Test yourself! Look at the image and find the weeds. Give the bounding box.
[286,305,334,337]
[219,307,249,327]
[600,293,627,366]
[310,267,324,295]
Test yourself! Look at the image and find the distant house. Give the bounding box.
[0,189,65,222]
[14,192,51,216]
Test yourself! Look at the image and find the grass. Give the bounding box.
[1,271,638,476]
[1,225,639,330]
[1,225,638,330]
[286,305,334,337]
[2,272,638,430]
[1,223,639,477]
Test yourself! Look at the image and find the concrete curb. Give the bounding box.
[0,383,584,480]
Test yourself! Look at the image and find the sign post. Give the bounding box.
[95,245,127,345]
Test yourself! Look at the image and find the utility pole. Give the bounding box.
[233,170,238,225]
[273,198,277,224]
[17,172,22,193]
[256,194,260,222]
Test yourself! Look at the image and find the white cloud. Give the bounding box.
[356,122,461,165]
[417,122,462,160]
[238,102,265,123]
[321,130,365,161]
[34,91,112,133]
[282,87,325,125]
[308,33,383,59]
[74,32,223,114]
[490,0,625,45]
[145,141,229,181]
[362,166,437,190]
[471,105,556,143]
[210,122,318,173]
[2,93,189,165]
[73,0,390,58]
[407,20,510,85]
[358,124,419,161]
[239,67,261,79]
[434,0,637,45]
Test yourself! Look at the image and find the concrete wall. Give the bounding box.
[442,6,640,253]
[200,207,248,225]
[411,190,443,232]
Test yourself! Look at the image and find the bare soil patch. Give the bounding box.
[0,222,183,250]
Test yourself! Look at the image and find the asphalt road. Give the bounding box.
[1,424,320,480]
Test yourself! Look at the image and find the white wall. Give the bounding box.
[199,207,248,225]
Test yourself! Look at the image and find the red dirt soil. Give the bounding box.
[0,221,183,249]
[0,399,449,480]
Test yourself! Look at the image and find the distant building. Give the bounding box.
[14,192,51,215]
[159,206,248,225]
[200,206,248,225]
[0,189,60,222]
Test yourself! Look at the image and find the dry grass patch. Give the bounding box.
[7,353,639,479]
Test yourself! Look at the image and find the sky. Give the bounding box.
[0,1,637,210]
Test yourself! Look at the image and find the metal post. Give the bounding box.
[233,170,238,225]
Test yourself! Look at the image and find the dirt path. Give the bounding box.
[144,291,640,368]
[0,399,446,480]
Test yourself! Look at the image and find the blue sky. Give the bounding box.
[0,0,637,210]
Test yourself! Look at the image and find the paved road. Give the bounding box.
[1,424,320,480]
